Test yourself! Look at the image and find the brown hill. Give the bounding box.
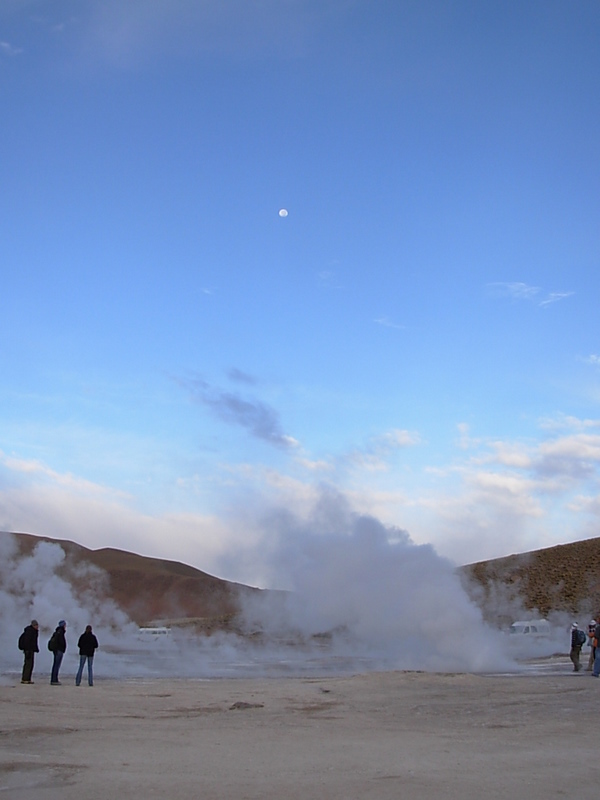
[5,530,600,628]
[4,531,263,626]
[462,535,600,622]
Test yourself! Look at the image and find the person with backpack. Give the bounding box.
[569,622,586,672]
[75,625,99,687]
[49,620,67,685]
[18,620,39,684]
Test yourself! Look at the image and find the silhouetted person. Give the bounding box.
[75,625,99,686]
[49,620,67,685]
[18,620,39,684]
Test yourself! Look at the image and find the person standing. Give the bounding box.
[569,622,585,672]
[49,620,67,685]
[18,620,39,684]
[586,620,597,671]
[75,625,99,686]
[593,620,600,677]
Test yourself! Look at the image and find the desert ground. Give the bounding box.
[1,659,597,800]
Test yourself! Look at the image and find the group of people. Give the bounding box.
[569,618,600,674]
[18,619,99,686]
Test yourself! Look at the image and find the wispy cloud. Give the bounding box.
[62,0,344,70]
[0,451,126,498]
[538,291,575,307]
[374,316,405,330]
[178,375,298,450]
[534,434,600,480]
[488,282,541,300]
[227,368,258,386]
[0,41,22,56]
[487,282,574,307]
[346,428,420,472]
[317,270,342,289]
[583,355,600,367]
[538,413,600,431]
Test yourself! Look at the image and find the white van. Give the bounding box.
[509,619,550,637]
[137,626,172,640]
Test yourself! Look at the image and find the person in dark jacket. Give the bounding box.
[569,622,585,672]
[50,620,67,685]
[19,620,39,684]
[592,620,600,677]
[75,625,99,686]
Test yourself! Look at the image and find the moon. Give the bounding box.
[278,209,288,217]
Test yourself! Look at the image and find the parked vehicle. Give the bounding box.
[509,619,550,637]
[137,626,171,640]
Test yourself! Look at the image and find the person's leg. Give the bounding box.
[593,647,600,677]
[76,655,85,686]
[87,656,94,686]
[51,651,64,684]
[569,648,577,671]
[22,651,34,682]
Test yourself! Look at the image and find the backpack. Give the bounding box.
[47,632,57,652]
[18,631,26,651]
[577,629,586,646]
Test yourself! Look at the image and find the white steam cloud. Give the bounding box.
[2,490,567,681]
[227,490,515,673]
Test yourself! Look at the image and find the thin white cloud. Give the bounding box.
[534,434,600,480]
[346,428,420,473]
[487,282,574,307]
[71,0,345,69]
[317,270,342,289]
[583,355,600,367]
[0,451,127,499]
[295,457,334,473]
[0,40,22,56]
[374,317,405,330]
[538,291,574,307]
[538,413,600,431]
[487,282,540,300]
[455,423,480,451]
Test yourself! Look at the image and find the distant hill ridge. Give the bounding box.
[2,531,263,626]
[4,530,600,624]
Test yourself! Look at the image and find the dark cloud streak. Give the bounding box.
[179,375,296,450]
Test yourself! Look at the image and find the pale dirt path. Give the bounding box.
[1,669,597,799]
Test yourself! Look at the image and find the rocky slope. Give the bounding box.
[461,535,600,622]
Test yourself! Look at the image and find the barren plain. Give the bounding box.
[1,663,597,800]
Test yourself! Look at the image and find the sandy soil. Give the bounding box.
[0,664,596,800]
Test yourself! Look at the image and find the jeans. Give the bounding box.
[593,648,600,677]
[50,650,64,683]
[76,655,94,686]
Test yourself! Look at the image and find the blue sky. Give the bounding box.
[1,0,599,582]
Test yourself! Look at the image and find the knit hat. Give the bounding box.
[58,620,66,627]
